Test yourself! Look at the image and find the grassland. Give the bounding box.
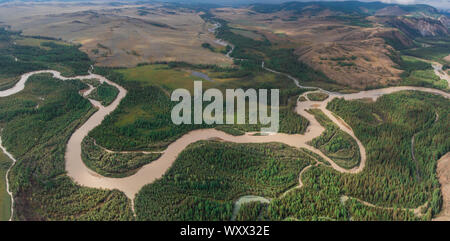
[0,150,12,221]
[211,8,405,90]
[230,28,265,41]
[0,3,233,67]
[0,28,92,89]
[403,69,448,90]
[14,37,70,49]
[402,38,450,64]
[117,64,200,93]
[134,141,314,220]
[397,55,448,90]
[90,63,309,151]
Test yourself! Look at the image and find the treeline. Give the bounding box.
[204,14,333,86]
[87,81,119,106]
[90,68,209,151]
[81,137,160,178]
[326,91,448,217]
[236,202,267,221]
[265,165,423,221]
[0,29,91,79]
[0,74,134,220]
[91,66,310,151]
[307,109,360,169]
[134,141,313,220]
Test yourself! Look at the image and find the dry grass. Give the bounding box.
[0,2,232,67]
[212,7,408,89]
[445,54,450,63]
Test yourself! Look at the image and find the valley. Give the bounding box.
[0,0,449,221]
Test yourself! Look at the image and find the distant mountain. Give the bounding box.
[250,1,440,17]
[249,1,449,37]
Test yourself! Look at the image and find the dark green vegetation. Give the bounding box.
[0,150,12,221]
[343,197,420,221]
[251,91,448,221]
[203,15,350,92]
[326,91,449,218]
[394,37,450,89]
[401,37,450,63]
[134,141,314,220]
[89,67,209,151]
[390,54,448,90]
[87,81,119,106]
[307,92,329,101]
[81,137,160,178]
[90,64,309,151]
[235,201,267,221]
[201,42,215,52]
[201,42,227,54]
[0,74,133,220]
[265,166,420,221]
[308,109,360,169]
[0,28,91,90]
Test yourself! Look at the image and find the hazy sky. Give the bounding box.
[370,0,449,9]
[204,0,450,10]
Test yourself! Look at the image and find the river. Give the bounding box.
[0,51,449,219]
[1,69,448,205]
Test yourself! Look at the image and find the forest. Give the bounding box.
[0,74,134,220]
[395,55,448,90]
[0,150,12,220]
[89,64,310,151]
[0,13,448,221]
[307,109,360,169]
[235,201,267,221]
[87,81,119,106]
[0,29,91,83]
[326,91,448,218]
[307,92,329,101]
[134,141,314,220]
[81,137,160,178]
[132,90,449,221]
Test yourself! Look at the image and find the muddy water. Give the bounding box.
[1,69,450,204]
[47,73,450,200]
[432,62,450,86]
[231,195,271,221]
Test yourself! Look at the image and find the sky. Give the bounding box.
[246,0,450,9]
[376,0,450,9]
[175,0,450,10]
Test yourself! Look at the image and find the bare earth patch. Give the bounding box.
[212,8,411,89]
[445,54,450,63]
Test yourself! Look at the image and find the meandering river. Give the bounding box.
[1,69,448,203]
[0,54,449,219]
